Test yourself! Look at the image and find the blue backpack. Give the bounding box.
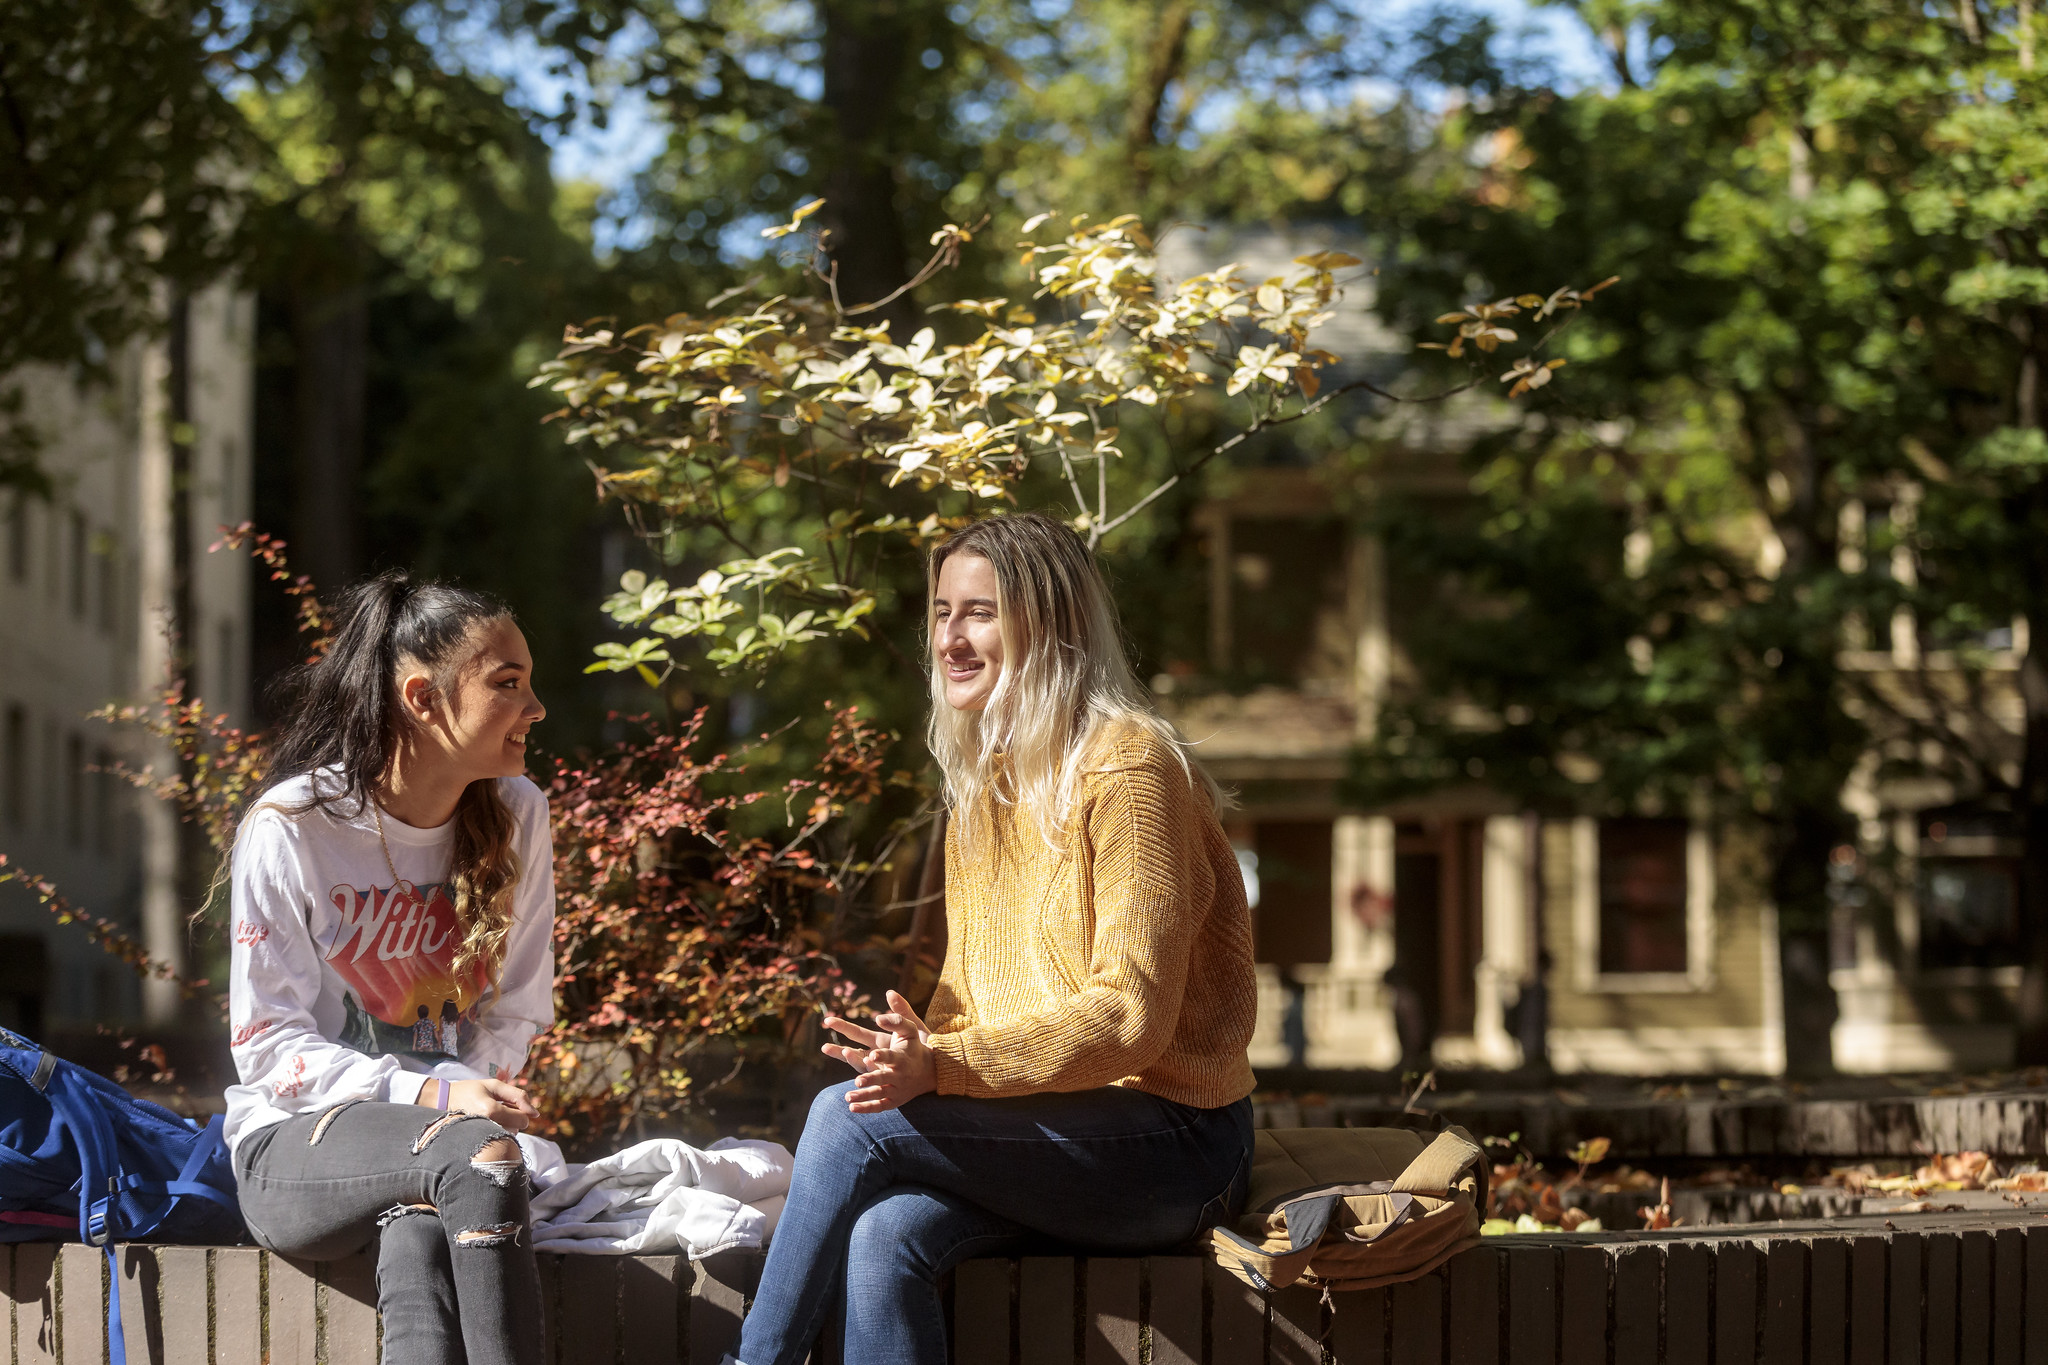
[0,1026,245,1362]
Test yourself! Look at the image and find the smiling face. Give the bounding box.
[933,553,1005,713]
[399,617,546,780]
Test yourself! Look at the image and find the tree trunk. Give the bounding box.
[1602,25,1637,87]
[896,811,947,1011]
[290,243,368,592]
[165,296,215,1019]
[1773,805,1843,1076]
[1124,0,1192,200]
[167,296,195,685]
[2015,607,2048,1063]
[818,0,919,332]
[1514,810,1550,1075]
[1766,402,1844,1075]
[135,294,185,1024]
[2017,300,2048,1062]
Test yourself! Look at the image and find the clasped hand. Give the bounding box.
[415,1071,539,1131]
[822,989,938,1113]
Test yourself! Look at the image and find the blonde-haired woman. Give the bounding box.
[727,513,1258,1365]
[225,573,554,1365]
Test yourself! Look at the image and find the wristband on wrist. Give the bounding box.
[436,1079,451,1110]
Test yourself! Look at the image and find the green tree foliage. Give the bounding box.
[0,0,244,378]
[233,0,631,739]
[1348,0,2048,1069]
[0,0,247,493]
[535,1,1396,295]
[2,0,632,738]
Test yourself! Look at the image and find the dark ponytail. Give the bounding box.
[261,571,523,987]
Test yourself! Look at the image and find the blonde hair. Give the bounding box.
[926,513,1221,850]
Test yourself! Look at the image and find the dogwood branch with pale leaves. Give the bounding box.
[536,207,1606,682]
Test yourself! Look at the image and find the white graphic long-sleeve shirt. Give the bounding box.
[223,770,556,1152]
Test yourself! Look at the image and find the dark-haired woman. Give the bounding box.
[224,573,554,1365]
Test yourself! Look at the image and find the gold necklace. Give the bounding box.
[370,796,403,886]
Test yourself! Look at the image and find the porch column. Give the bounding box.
[1475,816,1530,1068]
[1318,813,1399,1068]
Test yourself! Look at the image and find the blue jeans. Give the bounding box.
[730,1081,1253,1365]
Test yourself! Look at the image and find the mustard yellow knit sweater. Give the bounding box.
[924,725,1259,1110]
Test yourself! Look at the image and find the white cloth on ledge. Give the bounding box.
[515,1133,792,1258]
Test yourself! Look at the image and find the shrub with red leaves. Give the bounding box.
[525,703,895,1144]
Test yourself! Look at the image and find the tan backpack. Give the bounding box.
[1207,1125,1488,1293]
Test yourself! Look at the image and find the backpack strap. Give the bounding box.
[113,1116,239,1235]
[1389,1129,1484,1196]
[182,1114,233,1187]
[103,1245,128,1365]
[114,1177,240,1213]
[31,1065,121,1243]
[13,1048,132,1365]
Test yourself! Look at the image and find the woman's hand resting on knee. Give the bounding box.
[414,1076,540,1131]
[821,990,938,1113]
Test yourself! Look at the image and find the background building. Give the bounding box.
[1158,227,2024,1078]
[1172,464,1785,1075]
[0,284,254,1036]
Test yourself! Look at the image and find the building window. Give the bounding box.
[219,437,239,519]
[63,733,84,847]
[1245,821,1333,968]
[1237,819,1334,1071]
[6,498,26,584]
[1202,502,1351,690]
[93,747,118,856]
[1917,807,2022,971]
[1391,818,1485,1049]
[43,506,58,602]
[68,510,86,619]
[1572,816,1714,991]
[96,535,118,634]
[2,705,23,829]
[216,617,237,715]
[1599,818,1690,974]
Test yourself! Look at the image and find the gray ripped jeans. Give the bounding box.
[234,1100,542,1365]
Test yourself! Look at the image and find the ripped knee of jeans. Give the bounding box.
[375,1203,438,1228]
[455,1221,522,1248]
[469,1135,526,1189]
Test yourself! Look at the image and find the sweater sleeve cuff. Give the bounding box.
[929,1035,973,1096]
[387,1071,434,1105]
